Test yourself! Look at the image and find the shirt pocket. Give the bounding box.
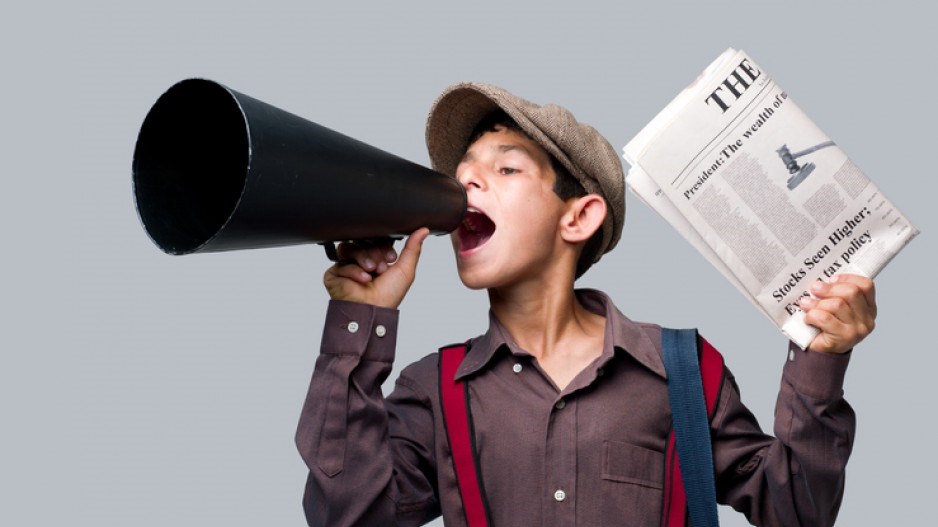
[601,440,664,489]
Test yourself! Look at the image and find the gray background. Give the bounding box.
[2,1,933,525]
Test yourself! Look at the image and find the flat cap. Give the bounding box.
[425,82,625,267]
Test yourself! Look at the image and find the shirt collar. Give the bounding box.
[454,289,666,380]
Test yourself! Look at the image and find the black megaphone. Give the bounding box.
[132,78,467,256]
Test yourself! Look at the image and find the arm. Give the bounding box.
[295,301,440,526]
[713,274,876,526]
[295,229,437,526]
[712,345,855,526]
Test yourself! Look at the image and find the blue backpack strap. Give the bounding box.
[661,328,723,527]
[439,342,492,527]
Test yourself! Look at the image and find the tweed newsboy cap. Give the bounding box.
[425,82,625,266]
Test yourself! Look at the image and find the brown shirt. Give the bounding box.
[296,289,855,526]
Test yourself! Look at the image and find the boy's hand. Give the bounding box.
[799,274,877,354]
[323,228,430,310]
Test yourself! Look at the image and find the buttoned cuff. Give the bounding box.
[782,341,851,400]
[320,300,399,362]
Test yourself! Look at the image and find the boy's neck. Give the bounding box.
[488,273,606,388]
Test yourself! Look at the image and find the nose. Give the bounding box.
[456,161,485,191]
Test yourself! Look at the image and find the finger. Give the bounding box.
[830,273,876,318]
[328,262,373,283]
[370,237,400,268]
[385,246,399,264]
[811,280,875,324]
[803,296,853,325]
[336,242,378,272]
[804,307,848,337]
[394,228,430,275]
[364,245,390,274]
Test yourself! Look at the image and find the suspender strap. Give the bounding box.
[439,343,491,527]
[662,328,724,527]
[439,332,725,527]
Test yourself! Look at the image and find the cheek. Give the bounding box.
[515,196,561,238]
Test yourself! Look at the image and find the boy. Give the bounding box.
[295,83,876,526]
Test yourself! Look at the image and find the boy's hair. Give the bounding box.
[467,110,603,279]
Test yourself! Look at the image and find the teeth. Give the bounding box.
[463,207,482,232]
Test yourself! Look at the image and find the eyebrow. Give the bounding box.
[460,143,534,164]
[496,144,532,156]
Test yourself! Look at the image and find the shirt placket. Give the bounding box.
[544,393,577,527]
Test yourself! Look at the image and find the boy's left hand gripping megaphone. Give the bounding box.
[132,78,467,256]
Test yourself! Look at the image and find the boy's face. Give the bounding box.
[451,126,570,290]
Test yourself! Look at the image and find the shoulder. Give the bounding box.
[635,321,663,343]
[399,351,441,381]
[395,341,470,394]
[394,338,485,398]
[396,351,441,395]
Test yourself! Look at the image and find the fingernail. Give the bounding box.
[386,251,396,262]
[811,282,826,293]
[364,258,375,269]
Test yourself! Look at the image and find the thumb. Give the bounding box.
[394,227,430,276]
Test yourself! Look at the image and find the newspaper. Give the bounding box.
[623,48,919,349]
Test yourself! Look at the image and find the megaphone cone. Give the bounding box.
[133,78,466,255]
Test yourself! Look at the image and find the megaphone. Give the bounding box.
[132,78,467,256]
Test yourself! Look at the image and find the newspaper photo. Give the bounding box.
[623,48,920,349]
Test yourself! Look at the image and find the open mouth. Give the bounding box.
[457,207,496,253]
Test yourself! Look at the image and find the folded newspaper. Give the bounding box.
[623,48,919,349]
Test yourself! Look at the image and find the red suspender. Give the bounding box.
[439,343,491,527]
[662,337,725,527]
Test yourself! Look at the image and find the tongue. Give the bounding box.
[459,226,491,252]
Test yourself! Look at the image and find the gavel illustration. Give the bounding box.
[775,140,836,190]
[132,79,467,257]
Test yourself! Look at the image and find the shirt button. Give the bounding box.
[512,363,523,374]
[347,321,359,334]
[375,324,386,337]
[597,367,605,377]
[788,349,795,362]
[553,489,566,502]
[555,399,566,410]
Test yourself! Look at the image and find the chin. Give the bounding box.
[455,255,532,292]
[454,264,497,291]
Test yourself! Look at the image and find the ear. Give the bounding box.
[559,194,606,244]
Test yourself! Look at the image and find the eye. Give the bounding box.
[498,166,519,175]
